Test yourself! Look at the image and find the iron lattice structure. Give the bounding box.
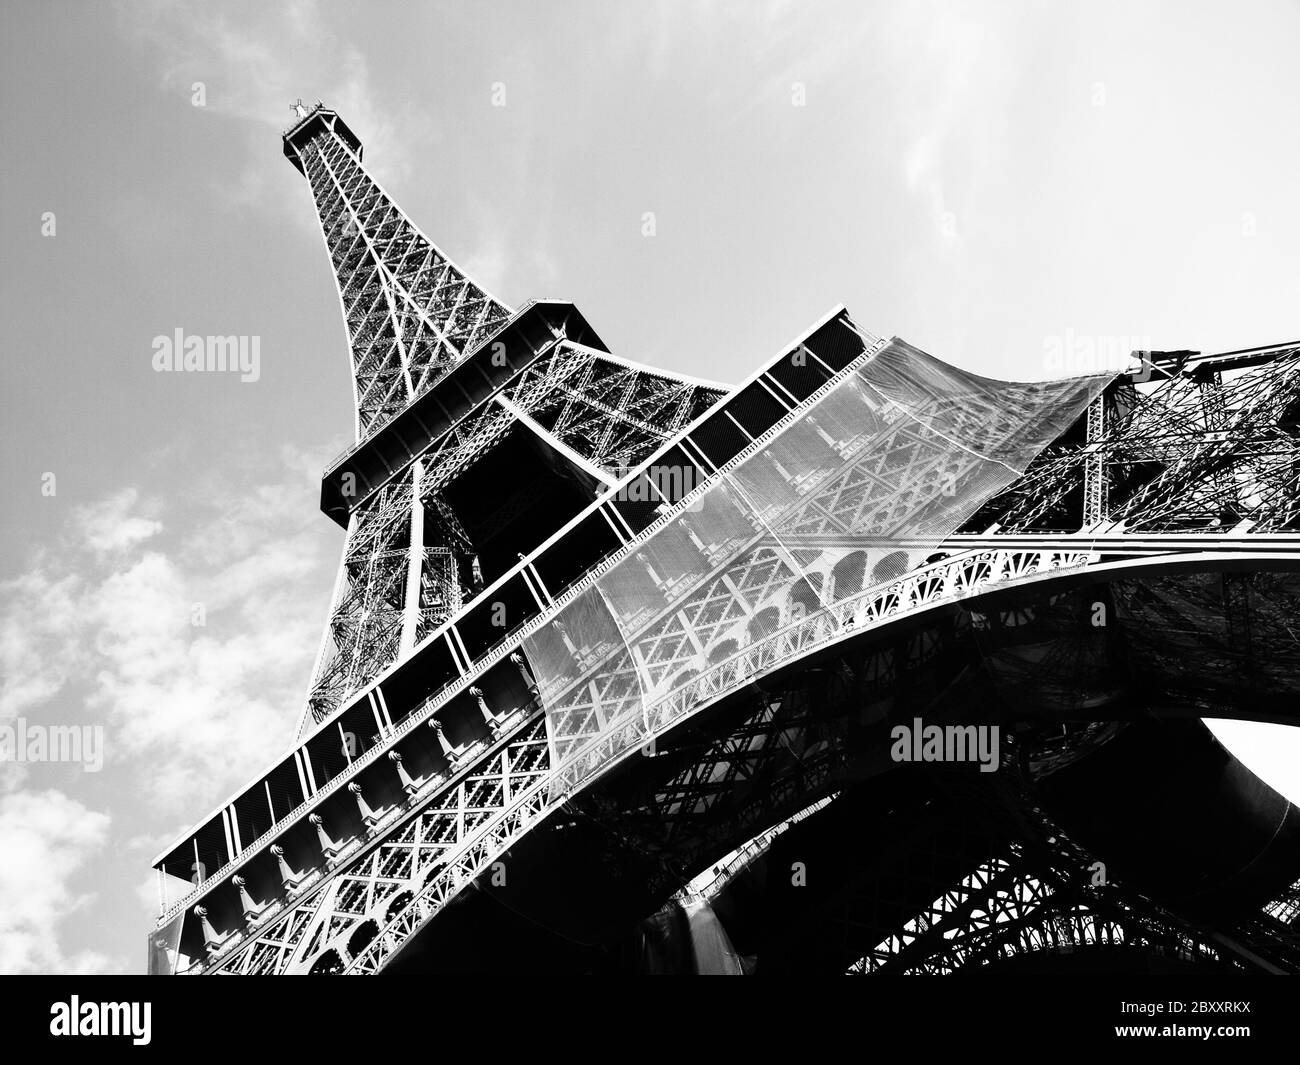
[292,108,723,731]
[148,104,1300,976]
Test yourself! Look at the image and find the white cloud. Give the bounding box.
[86,545,322,803]
[0,789,113,974]
[75,487,164,557]
[0,450,335,809]
[0,568,82,723]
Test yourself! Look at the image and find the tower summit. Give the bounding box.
[282,100,507,437]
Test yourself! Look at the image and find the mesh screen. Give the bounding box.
[148,908,185,976]
[524,585,648,780]
[522,331,1112,795]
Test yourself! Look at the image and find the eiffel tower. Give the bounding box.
[148,103,1300,975]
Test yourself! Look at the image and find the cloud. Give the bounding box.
[0,447,336,809]
[0,568,82,725]
[75,487,164,557]
[0,789,113,974]
[888,8,997,254]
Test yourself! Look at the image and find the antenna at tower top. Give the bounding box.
[289,98,309,119]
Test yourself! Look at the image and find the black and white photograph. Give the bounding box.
[2,0,1298,1045]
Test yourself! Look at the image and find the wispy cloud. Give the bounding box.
[113,0,424,219]
[891,5,1003,255]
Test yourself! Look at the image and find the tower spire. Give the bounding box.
[283,103,511,438]
[281,103,725,732]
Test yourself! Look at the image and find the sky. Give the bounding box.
[2,0,1299,974]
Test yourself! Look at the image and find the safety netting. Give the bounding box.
[147,909,185,976]
[523,324,1113,796]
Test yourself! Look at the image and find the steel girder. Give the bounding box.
[984,347,1300,534]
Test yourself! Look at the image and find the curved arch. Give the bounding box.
[830,551,869,600]
[707,638,740,665]
[662,666,699,697]
[638,549,1300,750]
[347,548,1300,973]
[787,574,824,618]
[347,918,378,958]
[746,607,781,644]
[383,890,413,924]
[308,949,344,975]
[871,550,911,585]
